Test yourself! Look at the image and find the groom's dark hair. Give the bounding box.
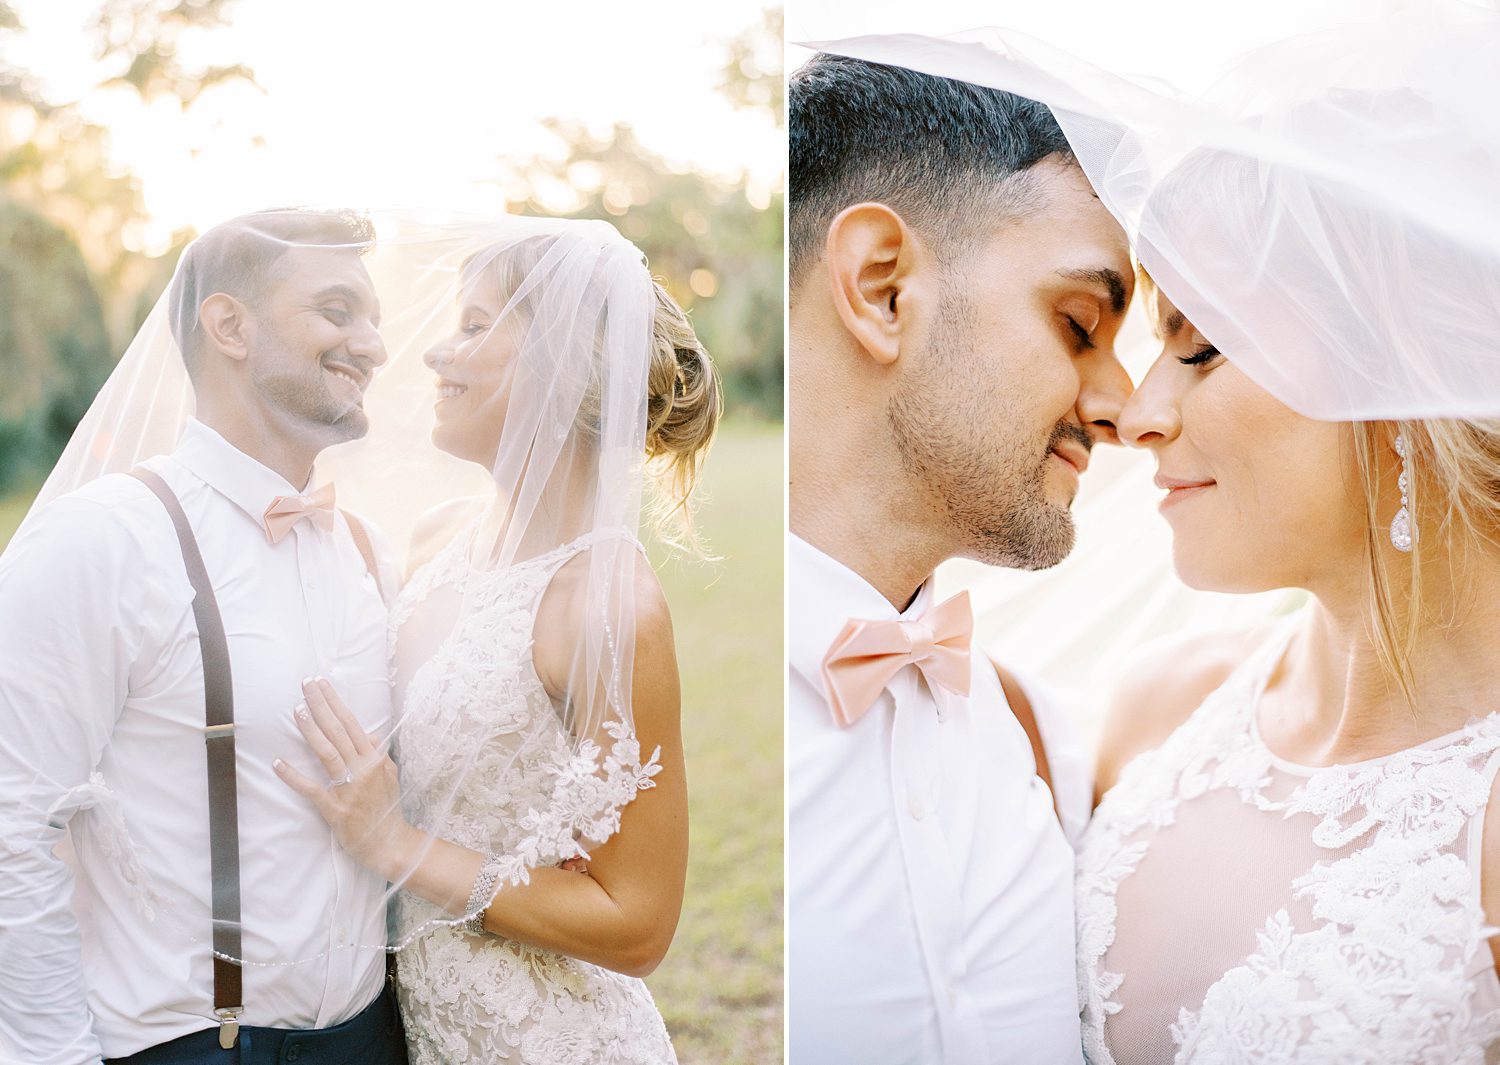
[789,52,1073,287]
[168,207,375,373]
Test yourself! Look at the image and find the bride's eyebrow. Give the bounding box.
[1162,310,1186,337]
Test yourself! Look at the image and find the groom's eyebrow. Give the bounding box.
[1056,268,1128,314]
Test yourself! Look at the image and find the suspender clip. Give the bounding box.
[203,723,236,742]
[216,1007,243,1049]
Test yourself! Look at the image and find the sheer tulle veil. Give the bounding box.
[810,3,1500,708]
[13,208,668,963]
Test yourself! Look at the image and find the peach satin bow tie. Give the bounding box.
[820,590,974,728]
[262,483,337,544]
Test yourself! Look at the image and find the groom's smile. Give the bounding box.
[321,352,375,406]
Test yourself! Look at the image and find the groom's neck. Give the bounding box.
[796,519,935,612]
[789,329,954,610]
[196,401,321,489]
[791,455,950,611]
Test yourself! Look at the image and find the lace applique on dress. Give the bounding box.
[389,527,675,1065]
[1077,623,1500,1065]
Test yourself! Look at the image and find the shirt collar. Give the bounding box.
[171,419,313,529]
[787,532,935,691]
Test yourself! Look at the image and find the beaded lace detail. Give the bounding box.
[1077,624,1500,1064]
[389,526,674,1065]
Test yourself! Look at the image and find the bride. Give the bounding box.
[275,218,719,1064]
[1082,274,1500,1063]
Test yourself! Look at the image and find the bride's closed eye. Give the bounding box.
[1178,344,1221,367]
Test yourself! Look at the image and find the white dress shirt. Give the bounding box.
[788,534,1087,1065]
[0,420,392,1064]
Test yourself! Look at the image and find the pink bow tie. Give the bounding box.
[820,590,974,728]
[262,483,337,544]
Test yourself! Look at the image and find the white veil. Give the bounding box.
[6,207,669,965]
[809,1,1500,712]
[365,216,663,950]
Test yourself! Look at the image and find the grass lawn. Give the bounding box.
[0,420,786,1063]
[646,420,783,1065]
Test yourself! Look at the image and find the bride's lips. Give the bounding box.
[1155,473,1216,511]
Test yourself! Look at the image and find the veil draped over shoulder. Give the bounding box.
[811,2,1500,711]
[10,209,661,964]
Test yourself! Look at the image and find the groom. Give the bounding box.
[788,54,1133,1064]
[0,209,407,1063]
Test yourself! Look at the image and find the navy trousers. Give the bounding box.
[103,984,408,1065]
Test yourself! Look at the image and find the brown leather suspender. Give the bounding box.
[130,469,245,1049]
[342,510,386,604]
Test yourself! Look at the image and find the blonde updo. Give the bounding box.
[467,231,720,550]
[644,279,722,551]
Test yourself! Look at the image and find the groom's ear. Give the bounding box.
[198,293,251,363]
[825,203,920,367]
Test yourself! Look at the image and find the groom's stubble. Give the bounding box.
[250,317,373,445]
[886,281,1077,571]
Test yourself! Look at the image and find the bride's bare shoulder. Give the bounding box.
[405,496,486,578]
[1094,620,1283,801]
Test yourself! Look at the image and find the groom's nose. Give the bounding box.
[1074,346,1134,447]
[348,319,387,368]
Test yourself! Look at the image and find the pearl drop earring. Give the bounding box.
[1389,433,1414,553]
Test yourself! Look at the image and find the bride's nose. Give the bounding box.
[424,338,456,370]
[1117,357,1182,449]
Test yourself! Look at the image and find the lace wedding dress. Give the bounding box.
[387,525,676,1065]
[1078,621,1500,1064]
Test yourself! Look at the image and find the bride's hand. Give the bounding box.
[274,676,423,882]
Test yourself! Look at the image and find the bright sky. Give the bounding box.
[9,0,783,249]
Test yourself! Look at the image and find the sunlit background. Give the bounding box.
[0,3,783,1062]
[1,0,783,497]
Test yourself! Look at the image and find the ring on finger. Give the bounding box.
[329,770,354,788]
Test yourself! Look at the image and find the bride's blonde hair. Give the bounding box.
[471,232,721,553]
[1354,419,1500,705]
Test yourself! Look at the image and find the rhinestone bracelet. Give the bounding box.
[462,854,506,936]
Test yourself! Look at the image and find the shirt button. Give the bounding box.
[908,794,928,820]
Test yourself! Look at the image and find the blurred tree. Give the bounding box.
[506,9,784,420]
[0,0,250,492]
[0,198,110,490]
[514,119,783,420]
[2,1,252,325]
[720,6,783,128]
[89,0,255,106]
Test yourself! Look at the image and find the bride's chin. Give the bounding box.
[1171,545,1279,596]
